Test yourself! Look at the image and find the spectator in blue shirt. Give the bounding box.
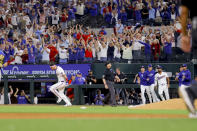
[14,88,30,104]
[119,9,127,25]
[94,89,104,105]
[161,6,171,25]
[68,45,77,63]
[28,47,36,64]
[35,43,42,64]
[27,38,36,53]
[68,5,77,23]
[138,39,151,62]
[90,1,98,27]
[4,44,14,62]
[77,44,85,63]
[162,36,172,62]
[149,6,155,26]
[99,26,107,35]
[73,73,85,85]
[104,8,112,28]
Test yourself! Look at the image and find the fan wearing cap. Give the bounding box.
[49,63,72,107]
[72,72,85,85]
[136,66,152,104]
[145,64,159,103]
[99,26,107,36]
[154,65,170,101]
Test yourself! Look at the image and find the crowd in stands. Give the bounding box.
[0,0,190,64]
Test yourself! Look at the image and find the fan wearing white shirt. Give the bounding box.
[132,34,143,62]
[49,63,72,106]
[58,44,68,64]
[11,13,18,29]
[122,43,133,63]
[52,12,59,25]
[0,85,13,104]
[154,66,170,101]
[99,41,108,62]
[14,46,24,64]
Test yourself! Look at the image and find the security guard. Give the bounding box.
[102,62,120,106]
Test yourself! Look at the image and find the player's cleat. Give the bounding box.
[188,113,197,118]
[64,103,72,107]
[57,98,62,103]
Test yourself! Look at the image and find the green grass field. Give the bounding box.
[0,105,196,131]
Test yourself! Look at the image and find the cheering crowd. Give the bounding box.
[0,0,188,64]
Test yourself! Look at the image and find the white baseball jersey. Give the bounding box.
[155,72,168,86]
[56,66,66,82]
[0,93,11,104]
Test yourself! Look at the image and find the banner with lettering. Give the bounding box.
[2,64,91,77]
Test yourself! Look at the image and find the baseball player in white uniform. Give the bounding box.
[49,63,72,106]
[154,66,170,101]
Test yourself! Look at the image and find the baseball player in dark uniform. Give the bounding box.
[102,62,120,106]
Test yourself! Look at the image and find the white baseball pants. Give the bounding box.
[50,82,71,105]
[158,84,170,101]
[140,85,152,104]
[149,84,159,103]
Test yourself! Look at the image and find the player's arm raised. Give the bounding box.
[9,86,13,95]
[14,88,19,97]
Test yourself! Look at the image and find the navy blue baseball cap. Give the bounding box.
[182,64,187,67]
[148,64,152,67]
[77,72,82,75]
[141,66,145,68]
[157,65,162,69]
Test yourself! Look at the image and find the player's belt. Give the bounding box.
[159,83,166,86]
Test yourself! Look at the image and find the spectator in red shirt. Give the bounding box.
[151,39,160,61]
[67,75,75,101]
[21,48,28,64]
[85,45,93,62]
[48,40,58,62]
[60,8,68,30]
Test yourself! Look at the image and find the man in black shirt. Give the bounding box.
[86,70,97,84]
[102,62,120,106]
[86,70,97,104]
[141,5,149,25]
